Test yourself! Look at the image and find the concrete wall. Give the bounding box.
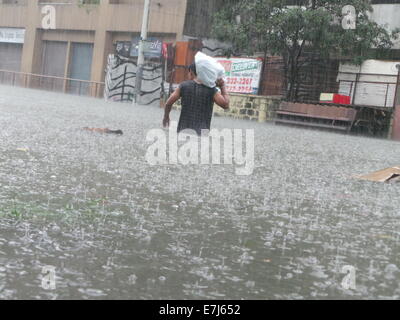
[0,0,187,34]
[0,0,188,84]
[214,94,282,122]
[174,93,282,123]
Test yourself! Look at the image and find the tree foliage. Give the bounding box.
[212,0,399,100]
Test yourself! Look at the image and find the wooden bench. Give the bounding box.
[275,102,358,133]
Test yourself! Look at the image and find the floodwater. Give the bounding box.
[0,85,399,300]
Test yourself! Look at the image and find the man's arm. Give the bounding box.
[214,79,230,110]
[163,87,181,128]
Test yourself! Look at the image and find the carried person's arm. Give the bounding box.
[214,79,230,110]
[163,87,181,128]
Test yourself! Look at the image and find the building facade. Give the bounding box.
[0,0,188,88]
[0,0,399,92]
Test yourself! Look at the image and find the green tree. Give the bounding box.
[212,0,399,101]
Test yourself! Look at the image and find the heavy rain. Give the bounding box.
[1,85,399,300]
[1,0,400,304]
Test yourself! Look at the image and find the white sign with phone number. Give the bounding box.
[216,57,263,95]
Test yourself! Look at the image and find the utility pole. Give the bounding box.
[134,0,151,105]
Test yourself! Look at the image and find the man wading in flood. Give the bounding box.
[162,63,230,135]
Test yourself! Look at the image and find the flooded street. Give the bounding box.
[0,85,399,300]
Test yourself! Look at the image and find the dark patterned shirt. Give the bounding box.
[178,80,217,135]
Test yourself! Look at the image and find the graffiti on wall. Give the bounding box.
[104,54,163,106]
[104,38,231,105]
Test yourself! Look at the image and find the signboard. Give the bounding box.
[216,57,263,95]
[0,28,25,44]
[130,37,163,58]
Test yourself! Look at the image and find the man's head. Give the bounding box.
[188,63,197,80]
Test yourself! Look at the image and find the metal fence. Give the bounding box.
[336,71,400,109]
[258,57,400,109]
[0,69,105,98]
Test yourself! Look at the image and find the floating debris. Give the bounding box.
[356,166,400,183]
[83,127,123,135]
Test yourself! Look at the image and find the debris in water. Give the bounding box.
[83,127,123,135]
[356,166,400,183]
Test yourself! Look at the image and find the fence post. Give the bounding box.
[384,83,389,108]
[391,66,400,140]
[351,73,360,105]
